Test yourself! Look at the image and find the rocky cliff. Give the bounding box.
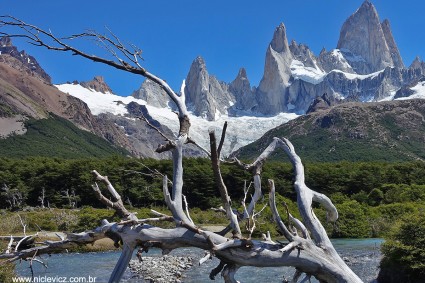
[229,68,256,112]
[80,76,114,94]
[256,23,293,114]
[337,1,396,74]
[0,36,52,84]
[132,79,170,108]
[184,56,236,120]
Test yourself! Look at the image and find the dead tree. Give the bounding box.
[1,184,24,210]
[0,17,363,283]
[38,188,46,209]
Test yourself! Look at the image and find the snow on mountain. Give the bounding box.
[56,83,298,156]
[330,49,352,70]
[395,80,425,101]
[290,59,326,84]
[329,68,385,81]
[57,84,131,116]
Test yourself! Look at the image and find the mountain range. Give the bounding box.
[1,1,425,161]
[135,1,425,120]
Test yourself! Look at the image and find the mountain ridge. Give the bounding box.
[2,1,425,160]
[134,1,424,119]
[233,99,425,162]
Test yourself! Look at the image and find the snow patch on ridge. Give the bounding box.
[330,69,384,80]
[395,81,425,101]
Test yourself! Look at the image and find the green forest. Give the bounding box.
[1,156,424,239]
[0,115,129,158]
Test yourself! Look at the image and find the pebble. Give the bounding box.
[129,255,194,283]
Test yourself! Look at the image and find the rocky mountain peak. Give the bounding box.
[0,36,52,84]
[410,56,423,69]
[270,23,290,54]
[256,22,293,115]
[0,36,12,47]
[80,76,113,94]
[337,0,394,74]
[184,56,235,120]
[381,19,404,69]
[132,79,170,108]
[193,56,206,66]
[409,56,425,73]
[230,67,252,99]
[236,67,247,79]
[289,40,318,69]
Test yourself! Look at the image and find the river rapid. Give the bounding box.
[16,238,382,283]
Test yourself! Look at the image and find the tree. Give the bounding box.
[0,17,362,283]
[0,183,25,210]
[378,214,425,283]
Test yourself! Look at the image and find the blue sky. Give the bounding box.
[2,1,425,96]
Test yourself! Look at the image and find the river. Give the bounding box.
[16,238,382,282]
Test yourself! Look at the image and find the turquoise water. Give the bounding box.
[16,238,383,283]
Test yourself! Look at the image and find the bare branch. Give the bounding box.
[199,251,212,265]
[0,228,108,262]
[222,264,240,283]
[209,128,241,238]
[279,241,298,253]
[277,137,338,247]
[292,269,303,283]
[210,206,226,213]
[268,180,294,241]
[210,261,225,280]
[137,115,176,152]
[217,121,228,157]
[0,16,190,124]
[15,235,34,252]
[186,137,211,157]
[5,236,13,254]
[280,201,309,239]
[182,194,194,224]
[17,214,27,236]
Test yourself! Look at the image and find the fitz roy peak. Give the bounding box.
[337,0,404,73]
[136,0,425,119]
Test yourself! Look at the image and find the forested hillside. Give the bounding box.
[235,99,425,162]
[1,156,424,238]
[0,114,129,158]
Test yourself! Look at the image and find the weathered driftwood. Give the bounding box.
[0,17,363,283]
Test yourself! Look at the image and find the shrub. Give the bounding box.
[332,200,372,238]
[378,214,425,283]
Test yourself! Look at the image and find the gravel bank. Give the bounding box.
[128,255,194,283]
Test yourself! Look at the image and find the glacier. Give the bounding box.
[56,83,298,157]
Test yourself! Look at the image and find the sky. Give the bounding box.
[2,0,425,96]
